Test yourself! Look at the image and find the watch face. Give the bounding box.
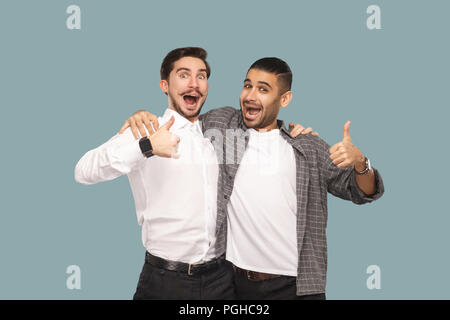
[140,137,152,153]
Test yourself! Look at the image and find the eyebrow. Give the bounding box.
[244,78,272,89]
[176,68,208,74]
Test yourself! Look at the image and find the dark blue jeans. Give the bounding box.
[133,258,236,300]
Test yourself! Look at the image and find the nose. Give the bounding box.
[188,76,199,89]
[246,87,257,102]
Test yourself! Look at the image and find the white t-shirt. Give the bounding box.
[226,128,298,276]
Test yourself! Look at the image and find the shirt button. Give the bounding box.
[224,195,228,199]
[228,175,232,180]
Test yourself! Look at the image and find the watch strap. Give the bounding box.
[139,137,154,158]
[355,157,371,175]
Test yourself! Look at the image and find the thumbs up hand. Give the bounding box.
[329,121,365,170]
[342,120,352,144]
[149,116,181,158]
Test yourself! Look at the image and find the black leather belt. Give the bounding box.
[145,252,225,276]
[233,265,282,281]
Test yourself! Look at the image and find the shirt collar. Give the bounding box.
[237,110,287,135]
[161,108,201,132]
[237,109,306,156]
[278,120,307,156]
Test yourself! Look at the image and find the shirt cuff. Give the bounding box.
[350,167,385,204]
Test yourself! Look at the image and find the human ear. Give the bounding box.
[280,91,293,108]
[160,80,169,95]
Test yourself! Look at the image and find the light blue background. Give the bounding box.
[0,0,448,299]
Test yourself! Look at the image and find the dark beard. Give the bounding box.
[240,98,262,129]
[169,92,204,120]
[240,98,279,130]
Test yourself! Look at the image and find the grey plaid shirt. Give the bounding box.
[200,107,384,296]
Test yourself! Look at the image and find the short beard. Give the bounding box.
[169,92,205,120]
[240,98,277,130]
[240,98,262,129]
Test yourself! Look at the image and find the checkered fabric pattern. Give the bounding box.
[200,107,384,296]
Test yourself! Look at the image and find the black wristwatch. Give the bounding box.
[139,137,154,158]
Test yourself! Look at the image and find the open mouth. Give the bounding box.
[244,104,262,120]
[183,93,201,109]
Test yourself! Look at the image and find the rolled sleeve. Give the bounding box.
[348,167,385,204]
[321,138,385,205]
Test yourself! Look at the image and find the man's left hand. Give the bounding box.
[289,122,319,138]
[329,121,365,170]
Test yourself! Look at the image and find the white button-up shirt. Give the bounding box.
[75,108,219,264]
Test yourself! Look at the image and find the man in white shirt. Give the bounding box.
[75,47,315,299]
[75,47,234,299]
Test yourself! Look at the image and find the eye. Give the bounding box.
[259,87,268,92]
[180,73,189,79]
[198,74,206,80]
[244,84,251,89]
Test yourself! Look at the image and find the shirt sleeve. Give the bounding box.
[320,139,385,205]
[74,128,145,185]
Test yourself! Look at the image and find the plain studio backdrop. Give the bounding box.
[0,0,448,299]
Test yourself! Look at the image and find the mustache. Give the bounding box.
[181,89,204,97]
[243,100,262,108]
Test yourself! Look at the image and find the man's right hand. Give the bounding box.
[119,110,160,139]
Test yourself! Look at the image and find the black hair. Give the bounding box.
[248,57,292,93]
[160,47,211,80]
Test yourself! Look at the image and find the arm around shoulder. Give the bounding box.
[200,106,240,131]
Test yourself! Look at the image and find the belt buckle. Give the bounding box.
[246,270,253,280]
[188,260,204,276]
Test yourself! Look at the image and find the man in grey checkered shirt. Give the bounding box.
[122,56,384,300]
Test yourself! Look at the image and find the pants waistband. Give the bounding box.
[145,252,225,276]
[233,265,282,281]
